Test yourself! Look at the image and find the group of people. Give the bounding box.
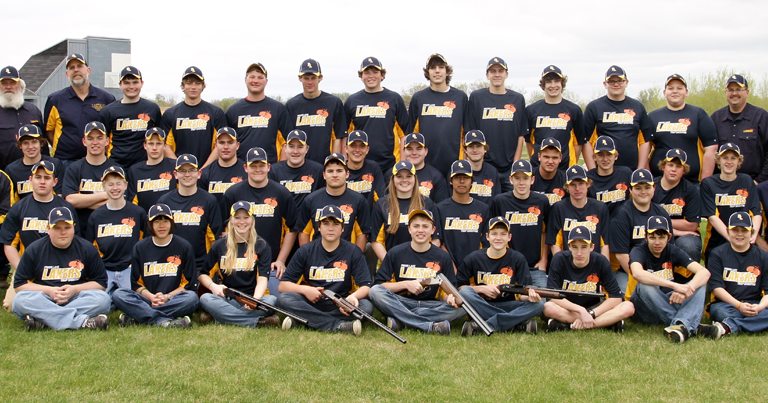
[0,51,767,342]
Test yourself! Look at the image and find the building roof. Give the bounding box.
[19,40,68,94]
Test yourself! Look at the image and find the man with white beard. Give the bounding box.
[0,66,44,171]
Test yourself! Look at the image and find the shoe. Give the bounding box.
[258,315,280,328]
[337,319,362,336]
[698,323,725,340]
[24,315,46,331]
[611,320,625,334]
[160,316,192,328]
[515,320,538,335]
[118,314,137,327]
[81,315,109,330]
[0,274,8,289]
[664,325,689,343]
[547,319,570,332]
[282,316,293,331]
[387,317,403,332]
[199,312,214,325]
[431,320,451,335]
[462,321,479,337]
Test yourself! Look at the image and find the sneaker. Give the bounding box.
[258,315,280,328]
[387,317,403,332]
[160,316,192,328]
[547,319,570,332]
[199,312,214,325]
[664,325,689,343]
[610,320,625,334]
[337,319,362,336]
[118,314,137,327]
[515,320,538,335]
[430,320,451,335]
[461,321,480,337]
[81,314,109,330]
[282,316,293,331]
[698,323,725,340]
[24,315,47,331]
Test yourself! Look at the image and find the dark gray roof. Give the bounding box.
[19,40,67,94]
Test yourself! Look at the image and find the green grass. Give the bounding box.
[2,287,768,402]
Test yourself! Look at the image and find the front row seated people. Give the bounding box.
[112,204,199,328]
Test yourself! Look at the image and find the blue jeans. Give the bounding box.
[112,289,199,325]
[613,270,628,295]
[458,287,543,332]
[12,289,111,330]
[267,270,281,298]
[674,235,702,263]
[630,283,705,332]
[276,291,374,332]
[530,269,548,288]
[199,293,277,327]
[368,285,466,332]
[106,268,132,295]
[709,301,768,335]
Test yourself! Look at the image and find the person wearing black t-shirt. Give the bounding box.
[345,130,385,209]
[112,203,199,328]
[707,212,768,337]
[277,205,372,335]
[457,217,543,336]
[401,132,448,203]
[126,127,177,212]
[268,129,325,208]
[5,124,63,202]
[198,201,278,328]
[461,130,501,205]
[532,137,566,206]
[198,127,245,206]
[652,149,702,261]
[628,216,714,343]
[368,209,464,335]
[543,226,633,332]
[587,136,631,217]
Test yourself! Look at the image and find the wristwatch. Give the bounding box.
[588,309,596,319]
[167,293,174,302]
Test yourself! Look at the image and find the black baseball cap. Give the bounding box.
[403,133,426,147]
[646,216,671,234]
[450,160,473,178]
[324,153,347,166]
[216,127,237,140]
[726,74,748,88]
[246,62,267,77]
[510,159,533,176]
[728,212,753,230]
[464,130,486,146]
[486,57,508,71]
[568,225,592,244]
[718,142,741,156]
[347,130,368,145]
[488,216,511,231]
[593,136,617,154]
[665,74,686,87]
[175,154,199,169]
[318,205,344,222]
[605,65,626,80]
[565,165,588,184]
[299,58,322,76]
[391,160,416,176]
[246,147,268,164]
[66,53,87,66]
[665,148,688,165]
[84,121,107,136]
[182,66,204,81]
[120,66,142,81]
[0,66,20,81]
[101,166,126,181]
[31,160,55,175]
[48,207,74,227]
[426,53,447,67]
[407,208,434,223]
[144,127,167,141]
[148,203,173,221]
[359,57,383,72]
[17,124,42,141]
[542,65,564,78]
[230,201,254,217]
[286,130,307,145]
[540,137,562,152]
[630,169,654,186]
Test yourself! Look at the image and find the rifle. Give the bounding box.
[432,273,494,336]
[322,290,407,344]
[223,288,309,326]
[498,284,606,300]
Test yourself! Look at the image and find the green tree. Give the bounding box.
[211,97,239,112]
[636,86,665,112]
[331,92,351,103]
[400,83,428,108]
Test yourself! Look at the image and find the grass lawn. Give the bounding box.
[2,287,767,403]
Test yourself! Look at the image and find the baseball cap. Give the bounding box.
[318,205,344,222]
[17,124,42,141]
[144,127,167,141]
[230,200,255,217]
[630,169,654,186]
[182,66,204,81]
[567,225,592,244]
[216,127,237,140]
[286,130,307,145]
[391,160,416,176]
[31,160,55,175]
[48,207,74,227]
[542,65,564,78]
[359,57,383,72]
[403,133,426,147]
[718,142,741,156]
[463,130,486,146]
[426,53,447,67]
[665,74,686,87]
[148,203,173,221]
[347,130,368,145]
[646,216,671,234]
[510,159,533,176]
[84,121,106,136]
[664,148,688,165]
[299,59,322,76]
[593,136,617,154]
[66,53,87,66]
[488,216,511,231]
[407,208,434,223]
[728,212,753,230]
[324,153,347,166]
[246,62,267,77]
[175,154,199,170]
[605,65,626,80]
[246,147,268,164]
[486,57,508,71]
[726,74,748,88]
[0,66,20,81]
[540,137,562,152]
[119,66,142,81]
[565,165,588,184]
[101,166,126,181]
[450,160,473,178]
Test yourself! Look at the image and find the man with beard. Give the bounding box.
[0,66,45,170]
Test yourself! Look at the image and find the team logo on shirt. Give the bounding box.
[419,181,434,197]
[535,114,570,130]
[208,177,242,194]
[649,262,674,280]
[314,205,352,224]
[562,273,599,292]
[176,115,210,131]
[309,261,347,282]
[116,115,151,131]
[655,119,690,134]
[295,110,329,127]
[723,266,759,286]
[596,183,627,204]
[347,174,374,193]
[79,179,104,193]
[22,217,49,233]
[716,190,748,207]
[41,260,84,282]
[137,172,172,193]
[476,269,513,285]
[97,218,136,238]
[421,102,455,118]
[662,198,685,216]
[444,215,482,232]
[281,176,314,194]
[387,213,410,225]
[470,179,494,197]
[250,199,277,217]
[237,112,271,129]
[542,188,565,205]
[172,207,203,225]
[602,110,634,124]
[504,207,541,226]
[399,261,441,279]
[218,255,254,272]
[482,105,516,121]
[143,256,181,277]
[355,103,388,119]
[16,180,33,195]
[632,225,646,239]
[91,103,105,112]
[563,217,598,232]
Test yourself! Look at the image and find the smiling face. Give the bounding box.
[393,170,415,197]
[464,142,486,163]
[664,80,688,109]
[232,209,254,238]
[66,61,90,87]
[404,142,427,168]
[428,64,447,86]
[245,161,270,187]
[717,151,741,174]
[82,130,109,157]
[726,82,749,110]
[408,215,435,245]
[119,77,143,100]
[284,139,308,167]
[542,77,563,98]
[361,67,383,91]
[486,226,512,251]
[181,77,204,101]
[729,226,751,251]
[630,183,654,206]
[102,174,127,201]
[604,76,627,98]
[510,171,532,198]
[174,163,201,187]
[151,216,172,241]
[346,140,369,165]
[245,70,267,97]
[486,65,508,89]
[19,138,43,159]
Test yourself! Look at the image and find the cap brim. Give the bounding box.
[593,149,617,154]
[299,71,322,77]
[32,166,55,175]
[17,133,41,140]
[175,163,199,170]
[542,71,564,78]
[664,156,687,165]
[359,64,382,72]
[510,170,533,176]
[630,181,654,186]
[101,172,126,181]
[541,145,562,152]
[324,158,346,166]
[605,74,626,80]
[149,213,173,221]
[567,238,592,244]
[486,63,508,71]
[318,215,343,222]
[728,225,752,230]
[120,74,141,81]
[48,220,74,228]
[182,73,204,81]
[646,228,670,234]
[247,159,268,164]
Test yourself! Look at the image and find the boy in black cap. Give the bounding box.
[345,130,385,208]
[268,129,325,208]
[532,137,567,206]
[457,217,544,336]
[401,132,449,203]
[99,66,162,169]
[278,205,373,336]
[286,59,347,164]
[707,212,768,338]
[199,127,246,206]
[12,206,110,331]
[225,62,292,163]
[587,135,632,217]
[6,124,64,201]
[526,65,586,171]
[490,159,550,287]
[543,225,632,332]
[628,216,714,343]
[344,57,409,171]
[127,127,178,211]
[160,66,226,167]
[461,130,501,205]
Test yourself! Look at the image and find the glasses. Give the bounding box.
[176,168,198,174]
[606,79,626,86]
[725,88,747,93]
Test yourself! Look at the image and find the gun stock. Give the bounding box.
[223,288,309,325]
[497,284,606,300]
[322,290,407,344]
[434,273,493,336]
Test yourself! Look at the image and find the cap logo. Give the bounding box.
[368,58,372,63]
[23,127,28,132]
[733,75,737,79]
[458,162,464,168]
[307,62,312,68]
[329,207,334,213]
[611,67,616,72]
[71,54,76,58]
[191,68,196,73]
[183,156,188,160]
[494,58,499,62]
[576,228,581,233]
[571,168,577,173]
[126,67,131,71]
[676,150,680,154]
[602,139,607,145]
[656,218,661,224]
[519,162,523,167]
[738,214,743,220]
[56,210,62,216]
[640,172,645,178]
[549,66,554,70]
[5,68,9,74]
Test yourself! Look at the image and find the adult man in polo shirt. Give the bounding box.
[0,66,45,170]
[44,54,116,168]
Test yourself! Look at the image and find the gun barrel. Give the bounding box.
[225,288,309,325]
[322,290,407,344]
[436,274,494,336]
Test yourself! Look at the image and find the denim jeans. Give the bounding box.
[106,268,132,295]
[630,283,705,332]
[267,269,281,298]
[276,291,374,332]
[199,293,277,328]
[709,301,768,335]
[12,289,111,330]
[112,289,199,325]
[674,235,702,263]
[458,287,543,332]
[613,270,628,295]
[368,285,466,332]
[529,269,548,288]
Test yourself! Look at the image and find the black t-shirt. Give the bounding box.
[414,164,449,204]
[225,97,292,163]
[282,239,371,297]
[0,171,11,225]
[157,189,223,266]
[587,166,632,217]
[708,244,768,303]
[294,188,371,243]
[99,98,162,168]
[532,168,566,206]
[526,98,586,169]
[0,195,79,251]
[268,160,325,208]
[127,158,178,212]
[84,202,147,271]
[14,236,107,289]
[344,88,409,170]
[5,155,64,201]
[202,235,272,296]
[374,242,456,301]
[628,242,694,298]
[199,159,246,206]
[408,87,469,176]
[648,105,718,182]
[159,100,226,164]
[372,196,442,250]
[436,197,490,266]
[546,198,611,249]
[490,191,550,267]
[700,173,761,255]
[547,251,623,307]
[652,177,700,223]
[611,201,671,254]
[285,92,347,164]
[457,248,532,302]
[347,160,385,208]
[466,88,527,172]
[464,162,502,205]
[61,157,118,225]
[583,95,653,170]
[130,235,198,294]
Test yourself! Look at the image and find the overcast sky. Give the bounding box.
[5,0,768,103]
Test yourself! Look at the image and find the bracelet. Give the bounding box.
[737,302,742,310]
[136,287,146,294]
